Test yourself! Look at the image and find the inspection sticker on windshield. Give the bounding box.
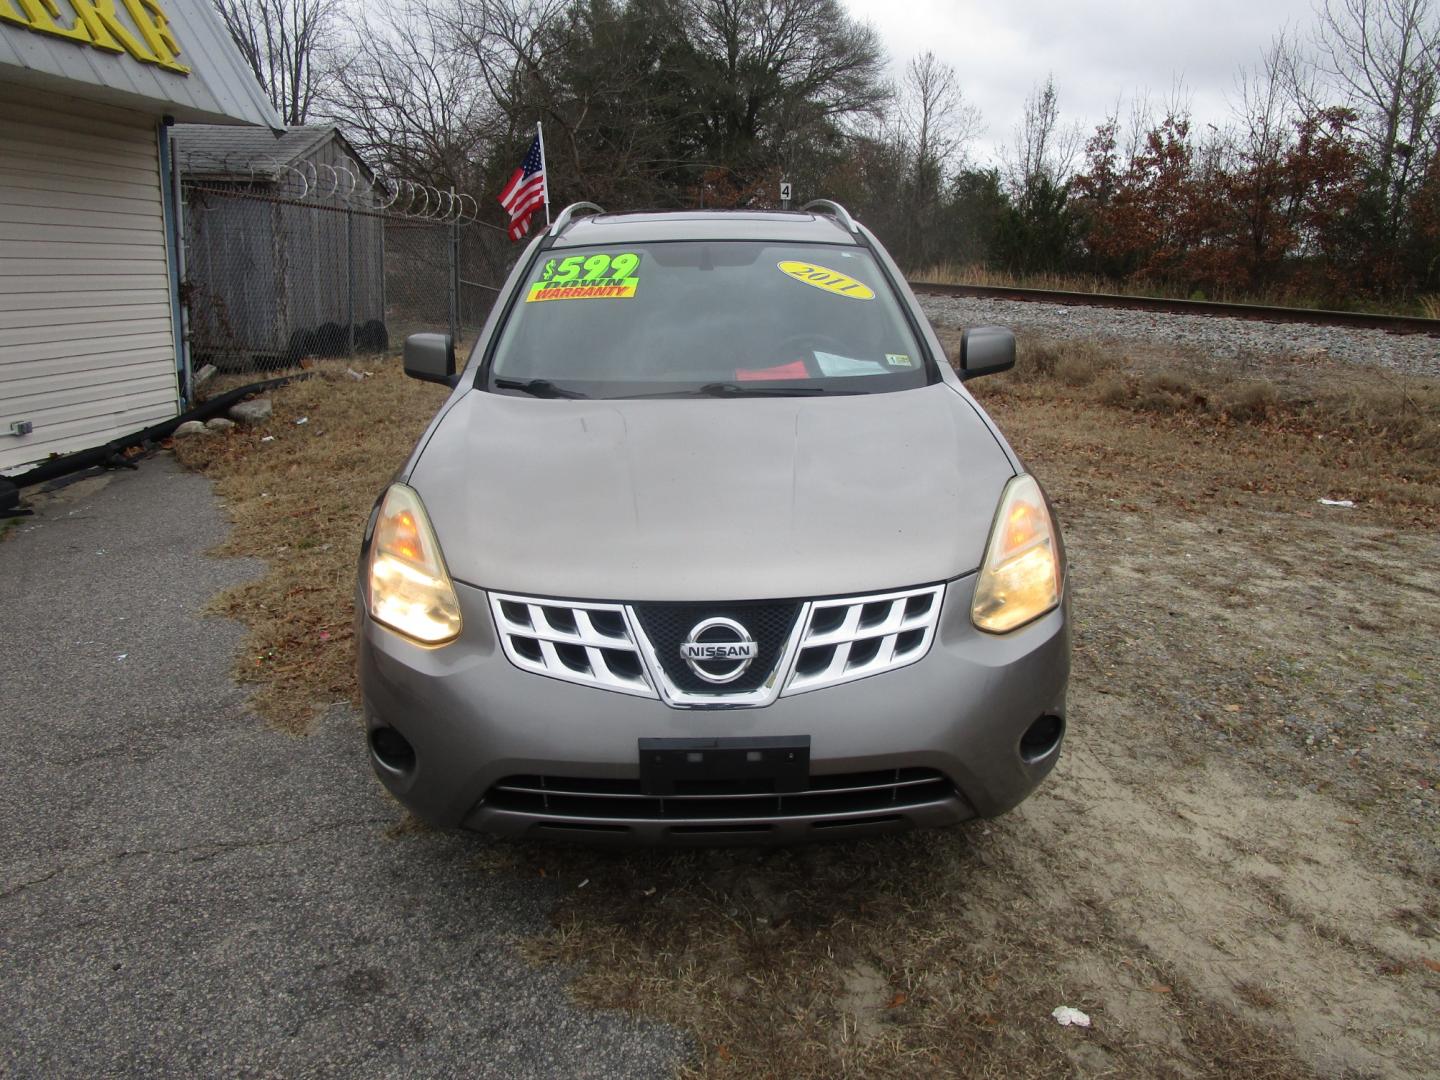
[885,353,913,367]
[527,252,641,302]
[777,260,875,300]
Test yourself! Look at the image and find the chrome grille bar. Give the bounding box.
[494,773,946,800]
[489,593,655,697]
[486,768,956,821]
[783,584,945,695]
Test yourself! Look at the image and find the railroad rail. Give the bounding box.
[907,281,1440,337]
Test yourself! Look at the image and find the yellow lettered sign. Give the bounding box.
[777,260,875,300]
[0,0,189,74]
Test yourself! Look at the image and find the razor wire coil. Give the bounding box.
[177,149,483,224]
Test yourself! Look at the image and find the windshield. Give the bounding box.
[484,241,931,398]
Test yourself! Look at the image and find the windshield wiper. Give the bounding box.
[613,383,837,400]
[694,382,831,397]
[493,377,587,399]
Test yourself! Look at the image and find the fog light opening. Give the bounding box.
[370,726,416,774]
[1020,714,1064,763]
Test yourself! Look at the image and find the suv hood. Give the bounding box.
[410,384,1014,602]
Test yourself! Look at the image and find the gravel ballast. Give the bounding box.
[917,294,1440,379]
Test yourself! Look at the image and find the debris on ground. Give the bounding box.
[1318,497,1356,507]
[1051,1006,1091,1028]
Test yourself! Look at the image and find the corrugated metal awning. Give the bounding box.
[0,0,282,129]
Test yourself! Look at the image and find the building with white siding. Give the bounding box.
[0,0,281,474]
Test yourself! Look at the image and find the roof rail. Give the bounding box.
[801,199,859,234]
[548,201,605,238]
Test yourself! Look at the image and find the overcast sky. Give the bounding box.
[841,0,1320,167]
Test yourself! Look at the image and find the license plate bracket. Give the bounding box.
[638,736,810,796]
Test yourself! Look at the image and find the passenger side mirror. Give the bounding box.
[404,333,458,387]
[958,326,1016,380]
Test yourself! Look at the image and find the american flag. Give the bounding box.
[498,134,547,241]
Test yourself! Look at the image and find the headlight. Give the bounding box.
[972,474,1062,633]
[366,484,462,644]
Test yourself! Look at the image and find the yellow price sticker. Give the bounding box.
[777,261,876,300]
[527,251,640,302]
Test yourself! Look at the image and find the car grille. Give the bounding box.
[486,584,946,705]
[485,767,954,821]
[784,585,946,696]
[630,601,802,694]
[489,594,653,696]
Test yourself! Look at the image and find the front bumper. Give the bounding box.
[356,575,1069,844]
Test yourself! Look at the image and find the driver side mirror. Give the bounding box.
[958,326,1016,380]
[404,333,458,387]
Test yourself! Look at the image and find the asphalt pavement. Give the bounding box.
[0,456,685,1078]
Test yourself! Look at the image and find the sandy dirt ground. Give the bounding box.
[991,502,1440,1078]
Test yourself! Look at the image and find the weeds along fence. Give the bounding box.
[180,184,512,373]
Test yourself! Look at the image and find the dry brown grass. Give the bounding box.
[1232,982,1282,1011]
[954,334,1440,524]
[1092,370,1440,460]
[173,358,448,729]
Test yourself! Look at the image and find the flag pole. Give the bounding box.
[536,120,551,225]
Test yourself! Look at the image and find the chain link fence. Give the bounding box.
[180,185,512,373]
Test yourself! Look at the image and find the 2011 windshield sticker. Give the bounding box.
[527,252,641,302]
[777,261,876,300]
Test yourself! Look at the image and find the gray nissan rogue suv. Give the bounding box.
[356,200,1069,844]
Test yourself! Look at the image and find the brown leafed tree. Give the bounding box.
[1285,106,1370,293]
[1221,33,1308,289]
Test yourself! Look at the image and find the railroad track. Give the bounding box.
[907,281,1440,337]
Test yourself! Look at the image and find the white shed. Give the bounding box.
[0,0,281,475]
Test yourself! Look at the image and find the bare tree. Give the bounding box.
[436,0,631,196]
[322,1,503,192]
[1226,33,1309,279]
[438,0,570,126]
[1005,75,1083,202]
[1122,91,1157,161]
[1234,33,1301,169]
[1311,0,1440,225]
[900,51,981,182]
[893,51,980,265]
[212,0,346,125]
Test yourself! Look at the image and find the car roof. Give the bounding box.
[549,209,860,248]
